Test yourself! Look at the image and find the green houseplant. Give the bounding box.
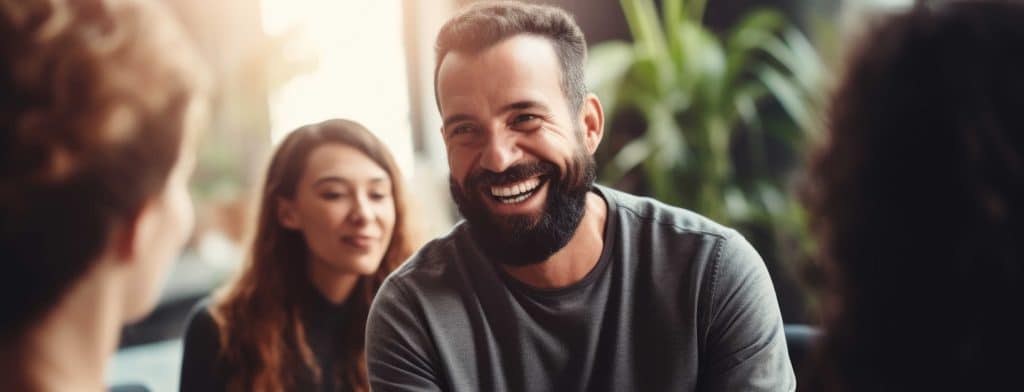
[587,0,826,318]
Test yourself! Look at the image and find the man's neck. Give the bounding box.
[501,191,608,289]
[5,267,123,391]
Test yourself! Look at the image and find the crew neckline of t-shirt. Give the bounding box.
[305,280,352,327]
[497,185,619,299]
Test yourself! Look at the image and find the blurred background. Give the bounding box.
[111,0,914,389]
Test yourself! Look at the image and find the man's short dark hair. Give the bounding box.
[434,1,587,113]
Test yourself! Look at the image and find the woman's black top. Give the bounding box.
[178,287,354,392]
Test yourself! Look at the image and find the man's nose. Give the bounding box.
[478,130,522,174]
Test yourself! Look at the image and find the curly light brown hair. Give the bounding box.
[0,0,209,341]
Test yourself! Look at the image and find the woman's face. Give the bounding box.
[279,143,397,277]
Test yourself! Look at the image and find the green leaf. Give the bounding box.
[756,182,787,218]
[757,34,803,77]
[782,27,827,98]
[587,41,636,89]
[643,155,682,207]
[731,82,767,131]
[602,137,653,185]
[664,0,684,75]
[621,0,667,57]
[729,8,785,42]
[663,0,684,47]
[731,82,769,174]
[586,41,637,117]
[756,65,815,134]
[723,9,785,89]
[625,56,665,101]
[673,21,725,104]
[724,186,752,221]
[688,0,708,23]
[644,104,687,170]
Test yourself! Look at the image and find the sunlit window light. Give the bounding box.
[260,0,414,177]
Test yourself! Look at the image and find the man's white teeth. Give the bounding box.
[501,193,531,204]
[490,177,541,198]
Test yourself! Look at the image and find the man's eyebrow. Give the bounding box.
[442,100,547,128]
[442,113,475,128]
[499,100,545,113]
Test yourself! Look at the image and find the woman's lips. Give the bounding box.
[342,235,378,250]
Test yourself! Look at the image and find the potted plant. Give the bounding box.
[587,0,827,320]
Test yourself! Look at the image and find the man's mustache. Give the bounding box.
[464,161,559,190]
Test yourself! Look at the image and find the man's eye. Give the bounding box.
[450,124,476,136]
[513,114,537,123]
[511,114,541,129]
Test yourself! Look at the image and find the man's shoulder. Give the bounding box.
[383,221,476,294]
[370,221,485,331]
[600,185,739,241]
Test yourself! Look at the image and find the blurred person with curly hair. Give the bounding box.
[802,1,1024,390]
[0,0,209,389]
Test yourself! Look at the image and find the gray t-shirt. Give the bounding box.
[366,185,794,391]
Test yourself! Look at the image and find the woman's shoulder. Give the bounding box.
[182,297,220,349]
[180,297,231,389]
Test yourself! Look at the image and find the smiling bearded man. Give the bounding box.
[449,144,595,267]
[365,2,796,391]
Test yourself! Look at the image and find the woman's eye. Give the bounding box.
[321,192,347,200]
[369,192,390,201]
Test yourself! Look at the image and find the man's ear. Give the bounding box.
[111,198,159,266]
[580,93,605,154]
[277,197,301,230]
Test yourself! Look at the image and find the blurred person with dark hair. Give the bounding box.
[802,1,1024,391]
[365,2,794,391]
[179,119,420,392]
[0,0,209,389]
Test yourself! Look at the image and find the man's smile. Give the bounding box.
[488,176,547,204]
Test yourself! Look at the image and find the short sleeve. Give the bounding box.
[698,231,796,391]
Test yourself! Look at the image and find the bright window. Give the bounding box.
[261,0,414,176]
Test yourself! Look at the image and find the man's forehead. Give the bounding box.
[436,35,563,115]
[442,89,549,113]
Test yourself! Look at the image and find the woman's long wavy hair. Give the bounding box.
[802,2,1024,391]
[210,119,418,391]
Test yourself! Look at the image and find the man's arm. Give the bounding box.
[366,277,444,392]
[698,231,796,391]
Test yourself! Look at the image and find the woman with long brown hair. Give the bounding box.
[0,0,208,389]
[179,119,419,391]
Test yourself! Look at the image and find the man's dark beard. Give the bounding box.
[450,152,597,267]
